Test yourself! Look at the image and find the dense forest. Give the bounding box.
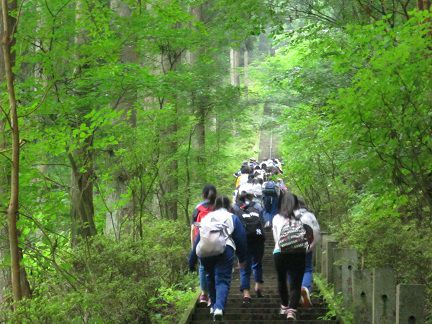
[0,0,431,323]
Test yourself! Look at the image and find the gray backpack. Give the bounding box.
[196,216,230,258]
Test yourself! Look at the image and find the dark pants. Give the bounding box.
[201,246,235,311]
[274,252,306,309]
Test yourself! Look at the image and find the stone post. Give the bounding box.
[314,230,328,273]
[353,269,373,324]
[372,268,396,324]
[324,241,338,284]
[396,284,425,324]
[333,248,357,302]
[320,233,333,276]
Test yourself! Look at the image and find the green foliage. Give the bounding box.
[314,274,353,323]
[1,0,274,321]
[252,8,432,318]
[3,217,193,323]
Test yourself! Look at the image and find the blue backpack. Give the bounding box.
[262,181,278,197]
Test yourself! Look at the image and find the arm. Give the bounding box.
[188,233,200,271]
[255,203,265,225]
[190,225,195,248]
[272,216,279,245]
[190,208,199,247]
[231,215,247,263]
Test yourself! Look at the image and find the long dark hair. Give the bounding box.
[278,190,297,218]
[203,184,217,205]
[214,196,231,211]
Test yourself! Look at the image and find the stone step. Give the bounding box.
[191,321,338,324]
[227,293,317,299]
[225,298,325,306]
[224,302,326,309]
[192,312,331,321]
[194,307,329,315]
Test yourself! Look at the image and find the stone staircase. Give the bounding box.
[188,229,339,323]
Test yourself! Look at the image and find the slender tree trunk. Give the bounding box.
[69,146,96,246]
[190,6,207,167]
[105,0,138,238]
[243,38,253,95]
[1,0,21,303]
[230,48,240,86]
[0,4,9,307]
[70,1,96,245]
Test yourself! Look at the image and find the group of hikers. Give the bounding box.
[188,158,320,322]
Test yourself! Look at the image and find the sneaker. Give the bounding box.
[279,305,289,315]
[213,309,223,322]
[242,296,252,304]
[199,293,208,306]
[287,308,297,320]
[254,289,264,298]
[264,221,271,228]
[209,307,214,315]
[301,287,312,308]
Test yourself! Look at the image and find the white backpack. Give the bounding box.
[293,208,321,250]
[196,215,230,258]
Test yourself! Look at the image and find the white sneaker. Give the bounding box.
[264,221,271,228]
[280,305,289,315]
[287,308,297,320]
[209,307,214,315]
[213,308,223,321]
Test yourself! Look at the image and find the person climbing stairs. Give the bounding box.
[188,228,338,323]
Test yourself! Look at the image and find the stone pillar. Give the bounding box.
[314,230,328,273]
[324,241,338,284]
[332,248,358,302]
[353,269,373,324]
[372,268,396,324]
[320,234,336,278]
[396,284,425,324]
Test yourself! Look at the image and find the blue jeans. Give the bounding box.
[302,251,313,292]
[201,246,235,311]
[199,261,208,293]
[240,240,264,291]
[263,196,279,225]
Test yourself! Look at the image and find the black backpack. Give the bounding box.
[237,204,265,241]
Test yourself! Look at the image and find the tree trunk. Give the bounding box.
[1,0,21,303]
[190,6,207,166]
[69,145,97,246]
[243,37,253,95]
[70,1,96,246]
[105,0,138,238]
[0,9,8,307]
[230,48,240,86]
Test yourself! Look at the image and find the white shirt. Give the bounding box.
[272,213,288,253]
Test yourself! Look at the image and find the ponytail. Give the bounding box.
[202,184,217,206]
[214,196,231,211]
[278,190,296,218]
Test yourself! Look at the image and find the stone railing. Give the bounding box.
[314,232,426,324]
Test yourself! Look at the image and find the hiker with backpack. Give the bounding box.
[189,196,247,322]
[190,184,217,306]
[293,196,320,308]
[233,186,266,303]
[262,179,280,228]
[272,190,314,321]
